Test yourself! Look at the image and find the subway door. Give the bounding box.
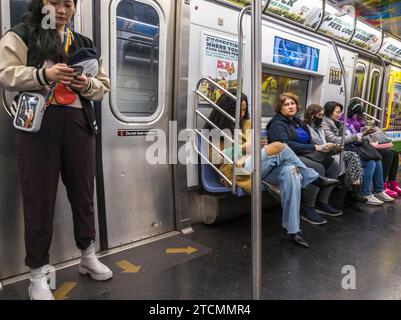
[366,61,383,120]
[99,0,176,248]
[0,0,99,281]
[351,57,370,100]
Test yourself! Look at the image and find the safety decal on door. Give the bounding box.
[118,129,157,137]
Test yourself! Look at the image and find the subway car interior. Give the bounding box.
[2,0,401,300]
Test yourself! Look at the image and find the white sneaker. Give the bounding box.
[365,194,384,206]
[374,191,395,203]
[79,243,113,281]
[28,266,55,300]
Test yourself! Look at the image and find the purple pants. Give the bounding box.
[15,106,96,268]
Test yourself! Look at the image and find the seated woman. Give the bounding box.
[321,101,394,205]
[347,101,401,198]
[266,93,342,227]
[304,104,366,211]
[205,91,337,248]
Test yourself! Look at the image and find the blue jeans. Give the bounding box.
[244,146,319,234]
[361,160,384,196]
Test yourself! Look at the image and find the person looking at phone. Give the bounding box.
[304,104,366,211]
[0,0,111,300]
[321,101,394,206]
[347,101,401,198]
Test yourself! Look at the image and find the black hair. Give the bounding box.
[347,100,364,118]
[23,0,78,63]
[324,101,343,117]
[205,89,249,135]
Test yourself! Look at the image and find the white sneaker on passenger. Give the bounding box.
[364,194,384,206]
[28,265,55,300]
[374,191,395,203]
[79,243,113,281]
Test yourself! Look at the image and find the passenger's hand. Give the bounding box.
[315,144,322,151]
[69,75,89,92]
[45,64,75,85]
[362,127,376,136]
[320,143,335,152]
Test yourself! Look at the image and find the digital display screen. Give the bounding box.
[273,36,320,72]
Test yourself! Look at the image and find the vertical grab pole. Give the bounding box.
[251,0,262,300]
[233,6,250,194]
[331,39,349,146]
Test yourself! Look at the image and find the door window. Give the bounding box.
[262,71,309,117]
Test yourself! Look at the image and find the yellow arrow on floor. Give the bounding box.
[116,260,141,273]
[166,247,198,255]
[53,282,77,300]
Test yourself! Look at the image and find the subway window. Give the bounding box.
[114,0,160,118]
[10,0,30,27]
[262,72,308,117]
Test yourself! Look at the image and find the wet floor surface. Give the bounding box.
[2,200,401,300]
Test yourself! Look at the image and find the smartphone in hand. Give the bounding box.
[70,65,84,78]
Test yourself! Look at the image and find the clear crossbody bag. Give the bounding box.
[13,92,46,133]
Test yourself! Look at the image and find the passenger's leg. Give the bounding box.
[360,160,385,205]
[298,157,323,208]
[297,157,327,225]
[388,150,400,181]
[16,108,64,300]
[388,151,401,195]
[316,160,339,204]
[372,160,384,193]
[378,149,392,182]
[264,165,309,248]
[61,109,96,251]
[61,108,113,282]
[361,160,375,196]
[377,149,398,197]
[272,145,319,187]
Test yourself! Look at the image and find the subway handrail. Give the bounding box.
[348,96,383,124]
[192,77,240,194]
[234,6,250,194]
[331,39,349,147]
[349,96,383,111]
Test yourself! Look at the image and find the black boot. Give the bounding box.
[344,191,362,211]
[351,184,368,203]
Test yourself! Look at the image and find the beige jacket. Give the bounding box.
[0,31,110,103]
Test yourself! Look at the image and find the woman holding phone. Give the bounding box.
[0,0,111,300]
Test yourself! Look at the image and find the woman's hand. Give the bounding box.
[69,75,90,92]
[45,64,75,85]
[362,127,376,136]
[315,144,322,151]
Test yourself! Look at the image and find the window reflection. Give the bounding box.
[115,0,160,117]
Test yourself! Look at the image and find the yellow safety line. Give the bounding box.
[116,260,141,273]
[53,282,77,300]
[166,247,198,255]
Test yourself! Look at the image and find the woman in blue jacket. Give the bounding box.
[266,92,341,226]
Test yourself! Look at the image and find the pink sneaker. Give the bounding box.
[384,183,398,198]
[389,181,401,196]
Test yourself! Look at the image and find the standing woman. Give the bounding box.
[0,0,112,300]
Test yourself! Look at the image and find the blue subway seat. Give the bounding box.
[198,136,251,197]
